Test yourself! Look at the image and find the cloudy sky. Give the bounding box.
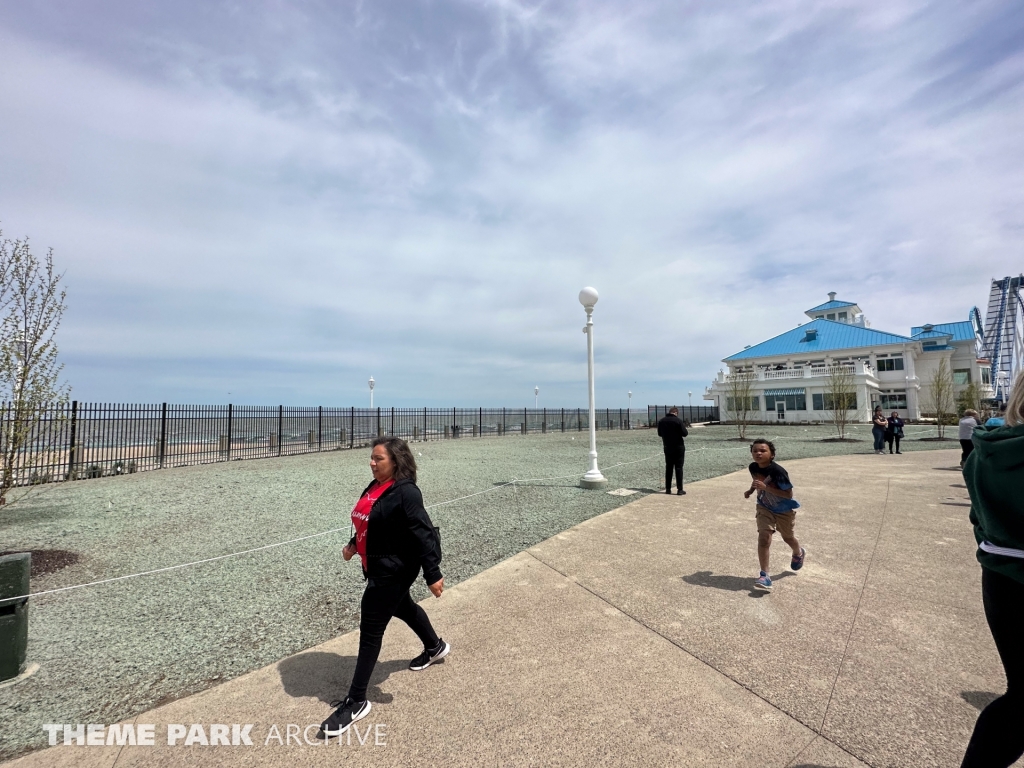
[1,1,1022,407]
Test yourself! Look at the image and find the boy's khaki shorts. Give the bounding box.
[756,505,797,537]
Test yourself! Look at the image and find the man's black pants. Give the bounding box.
[664,447,684,493]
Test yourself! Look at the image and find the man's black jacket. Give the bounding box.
[657,414,688,450]
[347,477,443,586]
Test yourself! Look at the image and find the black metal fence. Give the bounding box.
[0,403,651,487]
[648,405,720,426]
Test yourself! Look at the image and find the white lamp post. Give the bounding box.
[688,391,692,411]
[535,386,539,408]
[579,287,607,488]
[627,390,632,430]
[368,376,375,408]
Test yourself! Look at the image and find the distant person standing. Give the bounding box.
[872,406,888,454]
[986,403,1007,427]
[657,407,688,495]
[885,411,905,454]
[959,409,980,468]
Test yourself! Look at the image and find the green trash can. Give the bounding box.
[0,552,30,682]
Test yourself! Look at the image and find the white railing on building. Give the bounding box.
[718,361,876,383]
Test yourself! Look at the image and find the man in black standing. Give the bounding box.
[657,406,688,495]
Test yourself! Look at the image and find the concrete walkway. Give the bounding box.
[6,449,1018,767]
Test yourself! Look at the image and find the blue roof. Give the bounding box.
[806,300,857,313]
[911,329,951,340]
[909,321,975,342]
[725,319,913,361]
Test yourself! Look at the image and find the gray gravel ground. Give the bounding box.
[0,423,955,758]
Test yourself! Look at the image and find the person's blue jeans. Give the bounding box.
[872,426,885,451]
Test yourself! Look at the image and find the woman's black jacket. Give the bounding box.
[885,417,904,437]
[348,477,442,586]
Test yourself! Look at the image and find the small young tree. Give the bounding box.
[825,364,856,439]
[956,380,982,417]
[928,358,955,439]
[725,369,756,440]
[0,231,69,506]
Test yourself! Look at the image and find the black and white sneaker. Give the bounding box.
[409,639,450,671]
[320,697,371,737]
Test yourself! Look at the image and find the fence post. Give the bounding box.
[391,407,395,437]
[377,407,382,437]
[350,407,354,448]
[542,407,546,433]
[479,407,482,437]
[277,405,283,455]
[67,400,78,479]
[158,402,167,468]
[226,404,233,461]
[453,407,456,438]
[502,407,506,435]
[424,407,427,441]
[318,406,323,451]
[578,407,581,431]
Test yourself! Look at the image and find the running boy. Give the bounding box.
[744,439,805,592]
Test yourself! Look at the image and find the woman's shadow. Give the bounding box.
[682,570,793,597]
[278,651,416,705]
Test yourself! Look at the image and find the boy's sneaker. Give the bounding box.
[753,571,773,592]
[320,697,371,737]
[791,547,806,571]
[409,639,450,671]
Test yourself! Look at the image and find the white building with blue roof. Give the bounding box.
[704,292,991,423]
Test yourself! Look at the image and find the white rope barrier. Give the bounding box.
[0,453,665,605]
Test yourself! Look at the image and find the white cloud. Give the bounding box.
[0,1,1022,405]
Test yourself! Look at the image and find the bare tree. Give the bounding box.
[0,232,69,506]
[928,358,956,439]
[725,369,756,440]
[825,364,856,439]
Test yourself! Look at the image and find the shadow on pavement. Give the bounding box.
[961,690,1000,711]
[278,651,412,705]
[682,570,793,596]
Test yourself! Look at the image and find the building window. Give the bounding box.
[813,393,858,410]
[838,312,848,321]
[826,313,836,320]
[726,396,759,412]
[877,358,905,372]
[982,368,991,385]
[953,369,971,385]
[879,392,908,409]
[815,315,824,319]
[765,394,807,411]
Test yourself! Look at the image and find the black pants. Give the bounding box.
[961,567,1024,767]
[886,434,901,453]
[348,576,440,701]
[664,447,684,492]
[961,439,975,464]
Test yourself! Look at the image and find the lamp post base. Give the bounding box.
[580,473,608,489]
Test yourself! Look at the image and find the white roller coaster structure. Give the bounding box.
[973,275,1024,403]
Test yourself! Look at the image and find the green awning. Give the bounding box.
[764,388,806,396]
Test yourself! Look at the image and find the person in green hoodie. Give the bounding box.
[960,371,1024,768]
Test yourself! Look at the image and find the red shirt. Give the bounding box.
[351,479,394,570]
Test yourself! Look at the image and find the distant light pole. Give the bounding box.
[535,386,539,408]
[368,376,375,408]
[628,390,632,408]
[688,391,692,410]
[579,287,607,488]
[627,390,632,430]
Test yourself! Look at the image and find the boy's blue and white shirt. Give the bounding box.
[748,461,801,514]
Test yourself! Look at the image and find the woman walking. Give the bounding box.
[321,437,448,738]
[885,411,905,454]
[960,372,1024,767]
[871,406,887,454]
